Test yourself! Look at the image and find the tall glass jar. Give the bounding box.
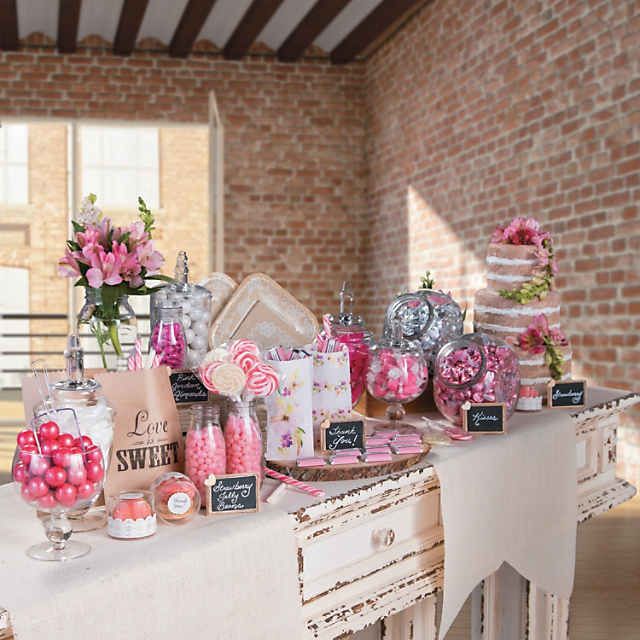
[433,332,520,425]
[150,305,187,369]
[185,405,226,504]
[77,288,137,371]
[224,400,263,480]
[325,282,372,407]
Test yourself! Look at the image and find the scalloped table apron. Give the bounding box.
[0,500,306,640]
[429,407,577,639]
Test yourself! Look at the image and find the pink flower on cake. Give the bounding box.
[517,314,568,381]
[491,217,550,248]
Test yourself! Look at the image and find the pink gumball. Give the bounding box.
[44,465,66,488]
[67,465,87,486]
[58,433,75,448]
[17,429,36,448]
[29,454,50,477]
[41,440,60,456]
[19,444,37,465]
[38,492,57,510]
[52,447,72,468]
[85,461,104,483]
[73,435,93,449]
[76,481,96,500]
[20,482,35,503]
[83,445,103,464]
[28,476,49,499]
[38,421,60,441]
[13,463,27,483]
[55,483,78,508]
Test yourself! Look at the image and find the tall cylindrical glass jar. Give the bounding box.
[185,405,226,504]
[150,305,187,369]
[224,400,263,480]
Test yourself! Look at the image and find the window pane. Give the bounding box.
[0,124,28,204]
[6,124,28,163]
[6,165,28,204]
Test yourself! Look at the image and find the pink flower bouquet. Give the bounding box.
[516,314,568,380]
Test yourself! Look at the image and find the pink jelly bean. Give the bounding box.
[224,412,263,480]
[185,426,226,503]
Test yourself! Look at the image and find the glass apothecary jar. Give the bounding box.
[150,251,212,368]
[185,405,226,504]
[383,289,463,372]
[365,319,429,423]
[224,400,263,480]
[150,305,187,369]
[324,282,372,407]
[433,332,520,425]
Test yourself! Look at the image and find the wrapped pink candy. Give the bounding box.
[366,347,429,402]
[150,306,186,369]
[434,333,520,425]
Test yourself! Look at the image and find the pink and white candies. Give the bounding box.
[185,405,226,504]
[365,345,429,403]
[433,333,520,425]
[224,401,263,480]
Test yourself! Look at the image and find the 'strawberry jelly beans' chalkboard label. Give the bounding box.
[170,371,209,404]
[321,419,365,451]
[204,474,260,515]
[548,380,586,408]
[463,403,506,434]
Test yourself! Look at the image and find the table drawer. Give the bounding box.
[298,484,442,603]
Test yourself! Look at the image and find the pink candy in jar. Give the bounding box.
[224,400,263,480]
[185,405,226,504]
[150,305,186,369]
[433,333,520,425]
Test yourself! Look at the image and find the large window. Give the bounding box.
[80,126,160,209]
[0,124,29,204]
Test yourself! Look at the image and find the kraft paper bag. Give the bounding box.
[265,357,314,461]
[95,367,184,499]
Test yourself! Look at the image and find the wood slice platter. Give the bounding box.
[267,446,431,482]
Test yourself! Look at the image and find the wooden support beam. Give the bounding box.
[223,0,285,60]
[330,0,424,64]
[57,0,82,53]
[169,0,217,58]
[113,0,148,55]
[0,0,19,50]
[277,0,350,62]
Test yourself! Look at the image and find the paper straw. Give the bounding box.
[263,467,325,499]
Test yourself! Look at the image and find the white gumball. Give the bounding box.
[191,335,207,351]
[185,328,196,344]
[181,314,192,329]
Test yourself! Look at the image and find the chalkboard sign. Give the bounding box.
[463,403,506,434]
[548,380,586,408]
[170,370,209,404]
[321,418,365,451]
[204,473,260,515]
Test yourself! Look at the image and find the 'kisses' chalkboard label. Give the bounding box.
[548,380,586,408]
[462,403,506,434]
[170,370,209,405]
[204,474,260,515]
[321,418,365,451]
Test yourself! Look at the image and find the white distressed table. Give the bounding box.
[0,388,636,640]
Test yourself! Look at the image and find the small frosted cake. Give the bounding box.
[517,386,543,411]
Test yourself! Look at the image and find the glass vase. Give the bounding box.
[224,400,263,481]
[77,288,138,371]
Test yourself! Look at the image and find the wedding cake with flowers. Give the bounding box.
[474,217,571,394]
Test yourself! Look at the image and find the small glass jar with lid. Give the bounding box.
[150,251,213,368]
[150,305,187,369]
[383,289,463,372]
[433,332,520,425]
[324,282,372,407]
[365,318,429,423]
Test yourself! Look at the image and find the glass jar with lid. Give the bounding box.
[433,332,520,425]
[150,305,187,369]
[150,251,212,368]
[383,289,463,372]
[324,282,372,407]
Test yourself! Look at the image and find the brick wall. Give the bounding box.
[0,48,367,315]
[362,0,640,481]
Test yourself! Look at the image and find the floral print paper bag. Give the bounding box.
[311,347,352,444]
[265,356,314,461]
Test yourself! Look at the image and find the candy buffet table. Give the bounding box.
[0,388,636,640]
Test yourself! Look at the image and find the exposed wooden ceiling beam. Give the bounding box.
[0,0,19,50]
[113,0,149,55]
[330,0,424,64]
[169,0,217,58]
[277,0,350,62]
[57,0,82,53]
[223,0,285,60]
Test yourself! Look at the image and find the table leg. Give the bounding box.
[381,596,438,640]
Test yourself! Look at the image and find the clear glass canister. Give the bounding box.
[185,405,226,504]
[365,319,429,422]
[325,282,372,407]
[433,332,520,425]
[383,289,463,372]
[224,400,263,481]
[150,305,186,369]
[150,251,212,368]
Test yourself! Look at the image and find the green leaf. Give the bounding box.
[138,196,155,234]
[71,220,85,234]
[66,240,81,252]
[146,274,175,283]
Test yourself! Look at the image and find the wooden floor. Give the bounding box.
[447,494,640,639]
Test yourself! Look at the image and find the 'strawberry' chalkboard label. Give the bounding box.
[321,418,365,451]
[548,380,586,408]
[463,403,506,434]
[204,474,260,515]
[170,370,209,405]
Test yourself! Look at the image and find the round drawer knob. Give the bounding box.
[373,527,396,548]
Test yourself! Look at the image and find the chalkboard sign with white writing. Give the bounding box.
[170,370,209,405]
[321,418,365,451]
[204,473,260,515]
[463,403,506,434]
[548,380,586,408]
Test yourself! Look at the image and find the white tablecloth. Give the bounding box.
[0,492,306,640]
